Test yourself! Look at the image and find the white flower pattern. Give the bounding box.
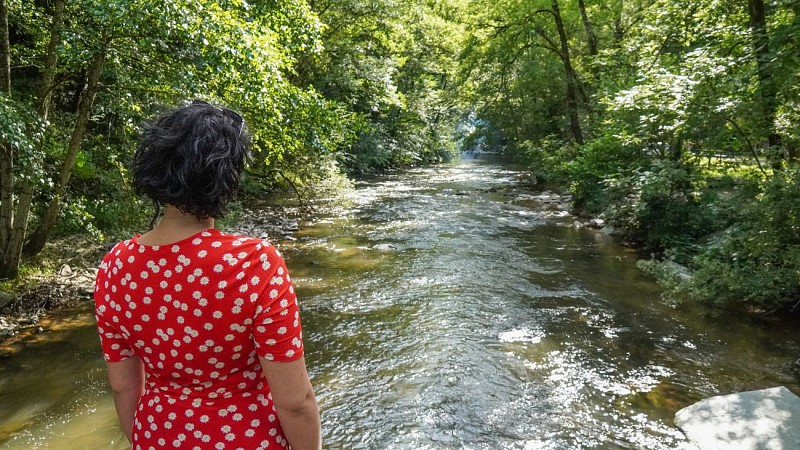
[95,229,303,449]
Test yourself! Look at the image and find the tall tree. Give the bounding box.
[36,0,65,119]
[0,0,37,278]
[747,0,781,164]
[24,39,108,255]
[0,0,13,278]
[0,0,8,94]
[553,0,583,144]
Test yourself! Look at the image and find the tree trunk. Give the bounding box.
[24,45,107,256]
[551,0,584,145]
[747,0,781,165]
[578,0,598,56]
[37,0,66,119]
[0,145,12,252]
[0,182,32,279]
[0,0,9,95]
[0,0,14,278]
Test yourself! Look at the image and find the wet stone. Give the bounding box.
[588,218,606,228]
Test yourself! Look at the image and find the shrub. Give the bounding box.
[517,137,573,186]
[566,135,647,214]
[604,160,711,260]
[681,168,800,313]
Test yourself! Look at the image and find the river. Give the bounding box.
[1,157,799,449]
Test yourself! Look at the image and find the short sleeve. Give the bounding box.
[252,245,304,362]
[94,250,135,362]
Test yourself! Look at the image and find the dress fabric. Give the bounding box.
[94,229,304,450]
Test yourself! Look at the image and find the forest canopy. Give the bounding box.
[1,0,799,314]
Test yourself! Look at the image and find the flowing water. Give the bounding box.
[1,157,799,449]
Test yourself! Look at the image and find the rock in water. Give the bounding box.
[674,386,800,450]
[588,218,606,228]
[372,244,398,252]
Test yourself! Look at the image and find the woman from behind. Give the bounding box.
[94,101,321,449]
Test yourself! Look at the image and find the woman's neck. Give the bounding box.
[137,206,214,246]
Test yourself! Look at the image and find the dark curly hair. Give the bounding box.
[132,101,249,221]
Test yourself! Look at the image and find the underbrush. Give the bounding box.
[524,134,800,315]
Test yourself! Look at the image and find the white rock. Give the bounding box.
[59,264,73,277]
[675,386,800,450]
[588,218,606,228]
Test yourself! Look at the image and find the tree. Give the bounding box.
[0,0,352,277]
[298,0,465,174]
[548,0,584,144]
[24,34,108,255]
[578,0,598,56]
[0,0,37,279]
[747,0,781,165]
[459,0,592,148]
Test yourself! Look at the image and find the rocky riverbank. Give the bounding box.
[0,205,309,341]
[0,244,103,339]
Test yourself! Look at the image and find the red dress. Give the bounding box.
[94,229,304,450]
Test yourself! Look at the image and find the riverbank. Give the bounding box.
[0,203,312,341]
[0,237,104,339]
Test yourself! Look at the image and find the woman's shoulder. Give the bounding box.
[203,230,285,259]
[101,237,137,260]
[96,237,138,274]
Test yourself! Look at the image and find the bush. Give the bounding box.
[566,135,647,214]
[517,137,573,186]
[680,168,800,313]
[604,160,711,260]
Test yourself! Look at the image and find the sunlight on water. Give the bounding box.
[1,157,799,449]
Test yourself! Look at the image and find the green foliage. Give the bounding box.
[54,196,104,240]
[603,160,710,259]
[0,93,45,182]
[517,137,574,186]
[681,168,800,312]
[458,0,573,153]
[566,134,646,213]
[303,0,465,175]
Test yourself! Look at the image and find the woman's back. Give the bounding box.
[96,229,303,448]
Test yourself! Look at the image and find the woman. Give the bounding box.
[94,101,321,450]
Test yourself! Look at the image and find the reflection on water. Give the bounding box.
[0,309,130,449]
[1,158,799,449]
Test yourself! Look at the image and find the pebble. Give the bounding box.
[372,244,399,252]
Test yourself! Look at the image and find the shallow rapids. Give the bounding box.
[1,157,799,449]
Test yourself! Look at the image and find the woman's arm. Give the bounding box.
[106,356,145,442]
[260,356,321,450]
